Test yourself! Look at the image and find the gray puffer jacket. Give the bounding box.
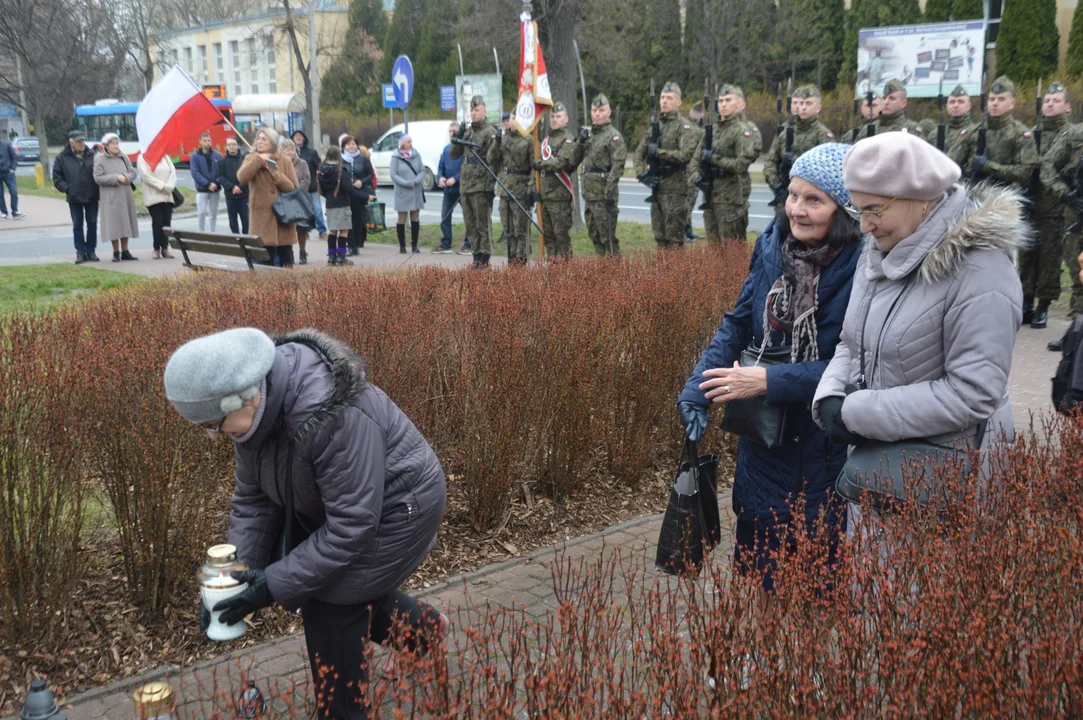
[227,329,447,611]
[813,183,1025,449]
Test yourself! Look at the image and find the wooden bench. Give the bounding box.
[164,228,273,271]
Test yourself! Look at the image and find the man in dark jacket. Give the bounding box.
[216,136,249,235]
[190,131,222,232]
[165,327,447,720]
[0,136,21,219]
[292,130,327,238]
[52,130,101,263]
[434,122,469,254]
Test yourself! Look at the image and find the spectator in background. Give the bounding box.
[137,152,177,259]
[318,146,365,266]
[433,122,468,255]
[217,136,249,235]
[190,131,222,232]
[0,133,21,219]
[92,133,139,262]
[292,129,327,239]
[340,134,374,255]
[53,130,100,264]
[280,137,312,265]
[237,127,298,267]
[390,133,425,254]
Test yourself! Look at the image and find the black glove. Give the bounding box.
[199,597,210,632]
[495,128,504,142]
[212,569,274,626]
[647,143,660,159]
[578,127,590,143]
[530,189,543,204]
[636,171,659,189]
[605,198,617,212]
[455,122,467,139]
[781,150,795,169]
[678,401,709,444]
[531,158,543,170]
[700,149,713,165]
[971,154,989,177]
[819,396,865,446]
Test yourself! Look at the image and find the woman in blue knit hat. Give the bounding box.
[677,142,861,685]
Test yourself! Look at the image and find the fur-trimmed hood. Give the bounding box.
[866,183,1029,285]
[272,328,368,444]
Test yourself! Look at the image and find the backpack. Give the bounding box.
[1052,316,1083,413]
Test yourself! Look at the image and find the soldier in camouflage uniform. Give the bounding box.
[574,93,626,255]
[684,102,706,241]
[763,85,834,203]
[533,101,581,259]
[1041,117,1083,341]
[634,81,696,248]
[1020,82,1074,330]
[692,84,759,241]
[950,76,1038,193]
[875,79,933,139]
[449,95,499,269]
[942,85,978,158]
[734,92,762,231]
[492,117,535,265]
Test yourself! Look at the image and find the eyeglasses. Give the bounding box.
[201,417,226,434]
[843,197,898,225]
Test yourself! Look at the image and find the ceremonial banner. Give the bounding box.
[513,14,552,135]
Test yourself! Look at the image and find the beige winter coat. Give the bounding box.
[137,155,177,208]
[93,151,139,242]
[237,152,297,247]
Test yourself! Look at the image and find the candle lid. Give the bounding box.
[133,681,175,716]
[206,544,237,566]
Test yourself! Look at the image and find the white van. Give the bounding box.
[370,120,455,193]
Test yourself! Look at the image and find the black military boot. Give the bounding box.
[1021,297,1034,326]
[1031,300,1051,329]
[397,223,407,254]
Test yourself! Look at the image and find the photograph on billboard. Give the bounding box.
[454,74,504,125]
[857,20,985,99]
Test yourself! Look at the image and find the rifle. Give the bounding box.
[770,79,794,207]
[1029,79,1044,207]
[697,78,714,209]
[637,78,661,203]
[936,79,946,152]
[1067,152,1083,234]
[851,98,861,143]
[865,90,876,138]
[973,78,988,183]
[451,137,543,235]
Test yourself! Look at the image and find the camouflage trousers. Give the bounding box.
[1019,209,1066,302]
[584,199,619,255]
[542,200,573,259]
[685,184,699,229]
[703,200,749,242]
[651,192,690,248]
[463,191,494,257]
[499,195,510,240]
[505,197,532,262]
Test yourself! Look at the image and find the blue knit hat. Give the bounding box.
[789,142,852,208]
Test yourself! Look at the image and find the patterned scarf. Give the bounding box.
[764,235,843,362]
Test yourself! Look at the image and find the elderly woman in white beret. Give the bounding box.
[813,133,1024,530]
[92,132,139,261]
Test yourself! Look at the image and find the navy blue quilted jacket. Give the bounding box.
[679,218,860,525]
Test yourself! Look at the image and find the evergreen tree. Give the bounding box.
[793,0,845,90]
[995,0,1059,83]
[379,0,457,111]
[950,0,983,21]
[922,0,952,22]
[1066,0,1083,77]
[321,0,387,113]
[839,0,922,85]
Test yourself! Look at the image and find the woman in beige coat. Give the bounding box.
[237,128,297,266]
[137,154,177,259]
[93,133,139,261]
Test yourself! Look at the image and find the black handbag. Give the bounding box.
[272,187,315,227]
[720,343,792,449]
[655,440,721,577]
[171,188,185,209]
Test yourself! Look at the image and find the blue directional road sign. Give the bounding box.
[391,55,414,110]
[382,84,396,109]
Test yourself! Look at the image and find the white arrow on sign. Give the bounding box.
[394,68,409,103]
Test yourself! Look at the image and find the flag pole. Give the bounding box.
[534,125,545,258]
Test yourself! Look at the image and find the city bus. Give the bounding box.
[73,98,235,164]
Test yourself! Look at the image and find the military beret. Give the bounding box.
[990,76,1015,95]
[950,84,968,98]
[592,93,609,107]
[719,84,744,99]
[470,95,486,109]
[551,101,566,113]
[501,112,511,120]
[1047,82,1070,101]
[661,81,682,97]
[883,79,907,97]
[793,84,821,99]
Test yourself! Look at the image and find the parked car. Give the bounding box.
[12,137,39,162]
[369,120,452,192]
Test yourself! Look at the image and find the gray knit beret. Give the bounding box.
[843,133,961,202]
[163,328,276,424]
[790,142,852,208]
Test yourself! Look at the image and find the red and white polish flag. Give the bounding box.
[512,11,552,135]
[136,65,228,167]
